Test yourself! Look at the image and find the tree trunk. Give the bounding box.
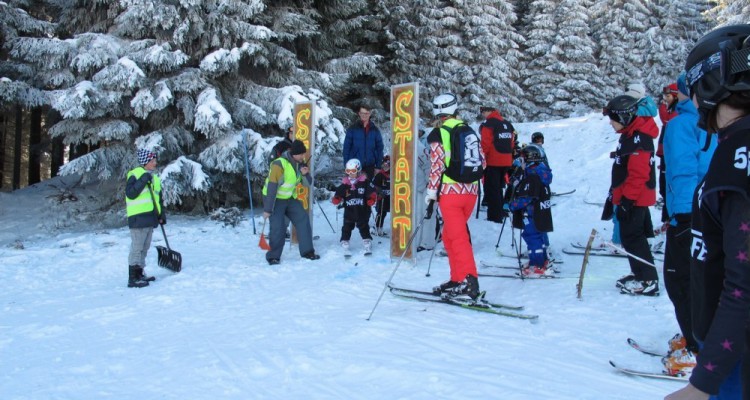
[0,111,5,190]
[13,105,23,190]
[48,109,64,177]
[28,107,42,185]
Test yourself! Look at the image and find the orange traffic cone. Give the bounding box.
[259,218,271,250]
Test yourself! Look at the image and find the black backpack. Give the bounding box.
[482,118,514,153]
[443,123,484,183]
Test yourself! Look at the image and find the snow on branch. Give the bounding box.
[92,57,146,92]
[9,37,74,70]
[160,156,211,206]
[198,131,244,173]
[131,81,173,118]
[194,87,232,138]
[50,81,122,119]
[0,78,47,107]
[49,118,133,145]
[129,43,189,73]
[70,33,124,76]
[58,145,131,182]
[324,53,383,76]
[166,68,208,95]
[135,125,194,156]
[200,43,259,76]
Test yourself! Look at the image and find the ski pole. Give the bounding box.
[315,198,336,233]
[425,212,444,278]
[596,233,658,268]
[241,131,257,235]
[367,201,434,321]
[494,216,508,252]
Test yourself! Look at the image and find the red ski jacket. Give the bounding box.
[611,116,658,207]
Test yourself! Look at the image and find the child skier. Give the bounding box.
[507,144,554,277]
[371,155,391,236]
[331,158,377,257]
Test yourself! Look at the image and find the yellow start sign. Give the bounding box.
[390,83,418,260]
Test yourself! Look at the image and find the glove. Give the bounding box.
[616,197,635,222]
[332,196,342,206]
[159,215,166,225]
[674,213,691,231]
[503,203,510,212]
[424,189,437,206]
[141,172,153,183]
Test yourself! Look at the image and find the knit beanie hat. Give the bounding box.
[677,72,689,96]
[624,82,646,99]
[662,83,679,96]
[290,140,307,155]
[137,148,157,166]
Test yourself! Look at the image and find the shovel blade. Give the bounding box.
[156,246,182,272]
[259,233,271,250]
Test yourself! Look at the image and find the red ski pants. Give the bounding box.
[438,193,478,282]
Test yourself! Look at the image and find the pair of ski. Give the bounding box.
[387,284,538,321]
[478,260,569,279]
[345,248,371,258]
[609,338,688,381]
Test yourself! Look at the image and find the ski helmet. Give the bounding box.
[521,143,545,166]
[345,158,361,173]
[685,24,750,130]
[432,93,458,117]
[603,95,639,127]
[531,132,544,143]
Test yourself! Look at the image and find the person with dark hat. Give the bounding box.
[666,24,750,400]
[262,140,320,265]
[125,148,165,288]
[479,105,515,223]
[603,95,659,296]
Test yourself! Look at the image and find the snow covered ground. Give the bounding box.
[1,112,685,399]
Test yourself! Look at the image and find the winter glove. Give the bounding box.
[503,203,510,212]
[616,197,635,222]
[366,193,376,207]
[332,196,342,206]
[141,172,153,183]
[159,215,166,225]
[674,213,691,232]
[424,199,435,220]
[424,188,437,206]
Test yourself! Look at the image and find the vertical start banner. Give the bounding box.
[292,101,315,243]
[390,83,418,261]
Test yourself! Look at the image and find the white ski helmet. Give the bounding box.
[432,93,458,117]
[345,158,361,172]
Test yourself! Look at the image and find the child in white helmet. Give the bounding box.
[332,158,377,257]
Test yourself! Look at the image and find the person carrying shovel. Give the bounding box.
[125,148,166,288]
[262,140,321,265]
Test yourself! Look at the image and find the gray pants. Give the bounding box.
[129,227,153,267]
[267,198,314,261]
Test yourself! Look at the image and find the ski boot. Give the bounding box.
[445,275,481,301]
[432,280,460,295]
[341,240,351,258]
[615,273,636,289]
[662,348,696,377]
[363,239,372,255]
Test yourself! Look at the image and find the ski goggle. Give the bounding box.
[719,37,750,88]
[685,51,722,97]
[345,168,359,174]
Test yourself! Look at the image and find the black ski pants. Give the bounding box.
[663,222,698,352]
[484,166,508,222]
[618,206,658,281]
[341,207,372,242]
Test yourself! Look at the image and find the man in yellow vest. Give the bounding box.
[263,140,320,265]
[125,149,166,288]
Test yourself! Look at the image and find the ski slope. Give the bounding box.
[0,112,684,399]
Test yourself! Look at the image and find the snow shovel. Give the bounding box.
[259,218,271,250]
[147,183,182,272]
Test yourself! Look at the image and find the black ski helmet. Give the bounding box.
[531,132,544,143]
[603,95,639,127]
[521,143,545,166]
[685,24,750,130]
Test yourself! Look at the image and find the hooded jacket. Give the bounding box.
[664,99,716,222]
[610,116,658,207]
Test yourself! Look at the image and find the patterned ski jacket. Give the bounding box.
[610,116,658,207]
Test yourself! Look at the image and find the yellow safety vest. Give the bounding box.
[439,118,463,184]
[126,167,162,217]
[263,157,301,199]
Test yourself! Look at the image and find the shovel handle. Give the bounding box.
[146,182,170,250]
